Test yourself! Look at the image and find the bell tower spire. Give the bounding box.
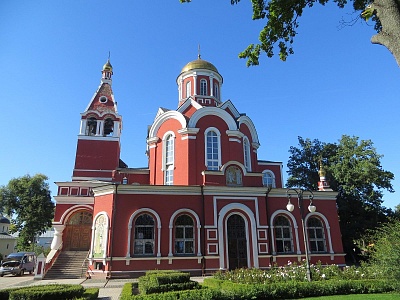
[72,58,123,182]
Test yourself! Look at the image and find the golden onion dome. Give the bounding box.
[180,58,219,74]
[103,59,113,72]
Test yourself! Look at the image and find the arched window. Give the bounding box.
[186,81,191,98]
[103,118,114,137]
[164,133,174,185]
[243,137,251,172]
[174,215,194,255]
[307,217,327,253]
[86,117,97,136]
[274,215,293,253]
[200,79,207,96]
[133,214,155,256]
[262,170,276,188]
[205,128,221,170]
[214,84,219,100]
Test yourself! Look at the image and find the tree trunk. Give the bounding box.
[371,0,400,67]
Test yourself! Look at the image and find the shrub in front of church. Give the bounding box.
[138,271,199,295]
[202,278,400,299]
[7,284,84,300]
[213,260,384,283]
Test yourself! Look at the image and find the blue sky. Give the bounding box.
[1,1,398,209]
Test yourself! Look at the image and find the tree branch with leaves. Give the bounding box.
[180,0,400,67]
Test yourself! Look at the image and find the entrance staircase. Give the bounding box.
[44,251,88,279]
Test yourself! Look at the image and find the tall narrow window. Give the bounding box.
[308,217,327,253]
[205,129,220,170]
[274,215,293,253]
[243,137,251,172]
[133,214,155,256]
[174,215,194,255]
[200,79,207,96]
[186,81,191,98]
[214,84,219,100]
[164,134,174,185]
[262,171,276,188]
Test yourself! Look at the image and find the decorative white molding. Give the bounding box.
[127,208,162,258]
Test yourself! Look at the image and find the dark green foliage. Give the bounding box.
[120,283,135,300]
[8,284,84,300]
[202,278,400,299]
[132,288,221,300]
[81,288,99,300]
[0,174,54,251]
[286,135,395,262]
[138,271,196,294]
[366,220,400,280]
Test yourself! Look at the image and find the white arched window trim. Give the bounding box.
[204,127,221,170]
[89,212,109,265]
[305,212,334,254]
[168,209,202,257]
[270,210,300,255]
[186,80,191,98]
[218,203,258,269]
[127,208,162,258]
[243,136,252,172]
[262,170,276,188]
[162,131,175,185]
[200,78,207,96]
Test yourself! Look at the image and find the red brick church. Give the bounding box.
[49,56,345,278]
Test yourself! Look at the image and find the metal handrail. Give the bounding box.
[81,250,92,279]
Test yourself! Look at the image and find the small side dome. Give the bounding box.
[0,216,11,224]
[103,59,113,72]
[180,58,219,74]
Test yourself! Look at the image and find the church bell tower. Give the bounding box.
[72,59,123,182]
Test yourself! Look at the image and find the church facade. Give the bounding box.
[49,57,345,278]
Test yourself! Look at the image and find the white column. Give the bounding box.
[210,75,214,97]
[80,120,87,135]
[113,121,120,137]
[193,75,197,96]
[96,120,104,136]
[51,225,65,250]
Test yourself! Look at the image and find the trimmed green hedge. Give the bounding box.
[81,288,99,300]
[138,272,192,294]
[203,278,400,299]
[8,284,84,300]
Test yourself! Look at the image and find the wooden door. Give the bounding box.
[64,211,93,251]
[227,214,248,270]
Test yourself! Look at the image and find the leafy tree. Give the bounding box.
[0,174,54,251]
[287,135,395,262]
[180,0,400,67]
[363,220,400,279]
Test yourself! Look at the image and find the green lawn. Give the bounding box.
[302,294,400,299]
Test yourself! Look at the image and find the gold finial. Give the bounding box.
[198,44,201,59]
[318,160,326,177]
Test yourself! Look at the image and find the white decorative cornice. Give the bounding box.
[226,130,244,138]
[147,136,160,145]
[177,128,200,136]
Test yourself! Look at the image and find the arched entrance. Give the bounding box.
[227,214,248,270]
[64,211,93,251]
